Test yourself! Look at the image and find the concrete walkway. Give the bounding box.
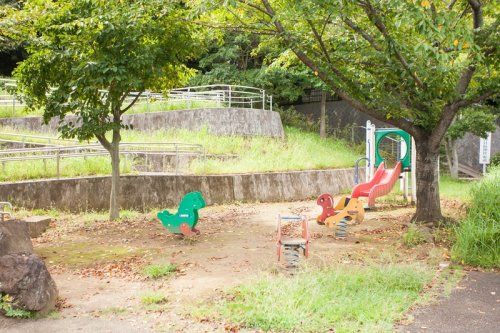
[400,271,499,333]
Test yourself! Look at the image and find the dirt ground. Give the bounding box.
[0,199,461,332]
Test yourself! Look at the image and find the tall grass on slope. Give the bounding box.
[451,167,500,268]
[0,156,132,182]
[192,127,359,174]
[439,174,475,202]
[199,265,432,333]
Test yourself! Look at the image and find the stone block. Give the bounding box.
[0,221,33,256]
[22,215,52,238]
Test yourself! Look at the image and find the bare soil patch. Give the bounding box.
[1,199,461,332]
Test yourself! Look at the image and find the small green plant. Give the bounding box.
[0,294,34,318]
[402,224,428,247]
[140,292,168,305]
[98,307,129,315]
[142,263,177,279]
[433,225,455,246]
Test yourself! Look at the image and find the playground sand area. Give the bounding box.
[0,199,463,332]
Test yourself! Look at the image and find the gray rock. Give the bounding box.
[0,221,33,256]
[0,253,58,314]
[22,216,52,238]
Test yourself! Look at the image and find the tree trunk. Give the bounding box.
[319,90,327,139]
[109,143,120,221]
[413,141,443,223]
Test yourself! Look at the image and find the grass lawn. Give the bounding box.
[195,264,434,333]
[0,127,361,181]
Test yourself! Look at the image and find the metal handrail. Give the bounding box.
[0,80,274,112]
[0,132,79,145]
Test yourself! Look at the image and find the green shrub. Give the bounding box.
[402,224,427,247]
[489,152,500,167]
[276,106,319,132]
[142,263,177,279]
[451,167,500,268]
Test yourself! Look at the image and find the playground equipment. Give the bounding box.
[316,121,414,232]
[157,192,206,236]
[276,215,309,268]
[354,121,416,208]
[316,194,364,237]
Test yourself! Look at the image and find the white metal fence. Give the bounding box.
[0,134,208,177]
[0,79,273,113]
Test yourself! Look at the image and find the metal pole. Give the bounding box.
[56,148,60,179]
[270,95,273,111]
[365,120,371,181]
[411,138,417,204]
[228,87,232,108]
[262,90,265,110]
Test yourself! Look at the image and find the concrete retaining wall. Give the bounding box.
[0,107,285,138]
[0,169,357,211]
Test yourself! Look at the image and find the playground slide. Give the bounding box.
[351,161,402,208]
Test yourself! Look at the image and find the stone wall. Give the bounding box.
[0,107,285,137]
[0,168,358,211]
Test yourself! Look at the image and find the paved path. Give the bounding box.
[400,271,499,333]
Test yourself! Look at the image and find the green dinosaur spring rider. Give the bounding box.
[157,192,206,236]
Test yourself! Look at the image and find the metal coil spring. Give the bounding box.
[283,245,301,268]
[335,219,348,238]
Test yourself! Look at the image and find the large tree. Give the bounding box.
[205,0,499,222]
[10,0,196,219]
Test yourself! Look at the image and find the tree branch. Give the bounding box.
[260,0,418,136]
[447,0,458,10]
[120,91,142,115]
[236,0,271,17]
[359,0,425,89]
[96,134,112,152]
[454,1,483,96]
[341,16,383,51]
[452,91,497,109]
[306,19,335,65]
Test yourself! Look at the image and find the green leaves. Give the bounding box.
[202,0,498,132]
[11,0,197,141]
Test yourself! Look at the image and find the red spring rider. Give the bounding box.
[316,193,336,224]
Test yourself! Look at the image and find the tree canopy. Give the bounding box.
[12,0,196,141]
[9,0,198,219]
[198,0,499,222]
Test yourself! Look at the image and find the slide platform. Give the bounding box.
[351,161,402,208]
